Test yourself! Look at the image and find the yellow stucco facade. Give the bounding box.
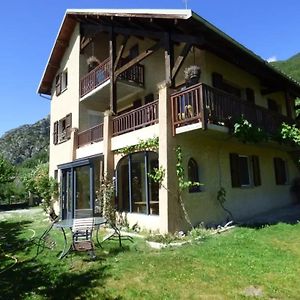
[45,13,300,233]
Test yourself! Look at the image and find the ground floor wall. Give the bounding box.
[175,130,299,230]
[51,126,299,233]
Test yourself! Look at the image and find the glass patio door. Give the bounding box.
[74,165,93,218]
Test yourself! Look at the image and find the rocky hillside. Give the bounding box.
[272,53,300,82]
[0,116,50,165]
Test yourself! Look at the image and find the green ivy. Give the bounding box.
[117,136,159,155]
[233,117,268,144]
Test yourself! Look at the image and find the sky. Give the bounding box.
[0,0,299,137]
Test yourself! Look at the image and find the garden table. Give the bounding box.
[54,217,107,259]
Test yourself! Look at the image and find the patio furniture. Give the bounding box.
[54,217,107,259]
[54,217,134,259]
[35,216,59,257]
[72,217,95,258]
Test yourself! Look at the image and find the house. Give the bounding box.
[38,9,300,233]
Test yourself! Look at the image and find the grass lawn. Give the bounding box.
[1,208,300,299]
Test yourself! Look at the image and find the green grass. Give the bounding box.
[1,208,300,299]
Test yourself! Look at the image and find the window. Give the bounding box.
[188,158,201,193]
[53,113,72,145]
[211,72,241,98]
[116,151,159,215]
[230,153,261,188]
[274,157,288,185]
[55,70,68,96]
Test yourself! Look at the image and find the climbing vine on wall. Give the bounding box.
[117,136,159,155]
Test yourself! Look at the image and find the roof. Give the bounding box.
[37,8,300,96]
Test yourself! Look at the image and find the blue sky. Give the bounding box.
[0,0,299,137]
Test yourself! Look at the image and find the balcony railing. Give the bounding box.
[113,100,159,136]
[80,58,111,97]
[118,63,144,86]
[171,83,294,136]
[77,123,104,148]
[80,58,145,98]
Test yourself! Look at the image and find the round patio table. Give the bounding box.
[54,217,107,259]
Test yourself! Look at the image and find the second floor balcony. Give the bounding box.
[80,58,145,99]
[171,83,294,137]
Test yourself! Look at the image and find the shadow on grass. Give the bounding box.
[0,220,33,256]
[0,218,121,299]
[0,260,118,300]
[238,204,300,229]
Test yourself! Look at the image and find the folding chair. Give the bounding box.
[72,218,96,258]
[36,215,59,256]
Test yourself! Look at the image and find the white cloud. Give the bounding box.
[266,56,277,63]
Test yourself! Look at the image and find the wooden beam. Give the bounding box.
[109,28,117,114]
[80,36,93,52]
[115,40,163,78]
[81,23,163,40]
[164,33,174,86]
[114,35,129,71]
[171,43,192,80]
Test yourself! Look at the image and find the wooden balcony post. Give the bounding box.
[103,110,114,179]
[158,81,180,233]
[109,28,117,114]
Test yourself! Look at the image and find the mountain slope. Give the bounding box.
[0,116,50,165]
[272,53,300,83]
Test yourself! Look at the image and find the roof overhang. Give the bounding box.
[37,8,300,97]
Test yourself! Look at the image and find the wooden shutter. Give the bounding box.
[55,74,61,96]
[230,153,241,188]
[212,72,223,89]
[53,121,59,145]
[252,155,261,186]
[246,88,255,104]
[65,113,72,138]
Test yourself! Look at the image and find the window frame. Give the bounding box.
[53,113,72,145]
[116,151,159,215]
[55,69,68,96]
[187,158,201,193]
[230,153,261,188]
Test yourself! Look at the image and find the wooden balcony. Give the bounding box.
[113,100,159,136]
[171,83,294,136]
[77,123,104,148]
[80,58,145,98]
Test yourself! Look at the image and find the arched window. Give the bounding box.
[188,158,201,193]
[116,151,159,215]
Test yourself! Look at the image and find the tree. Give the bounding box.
[0,156,16,184]
[21,163,58,214]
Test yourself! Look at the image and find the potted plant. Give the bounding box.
[87,56,100,72]
[184,65,201,87]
